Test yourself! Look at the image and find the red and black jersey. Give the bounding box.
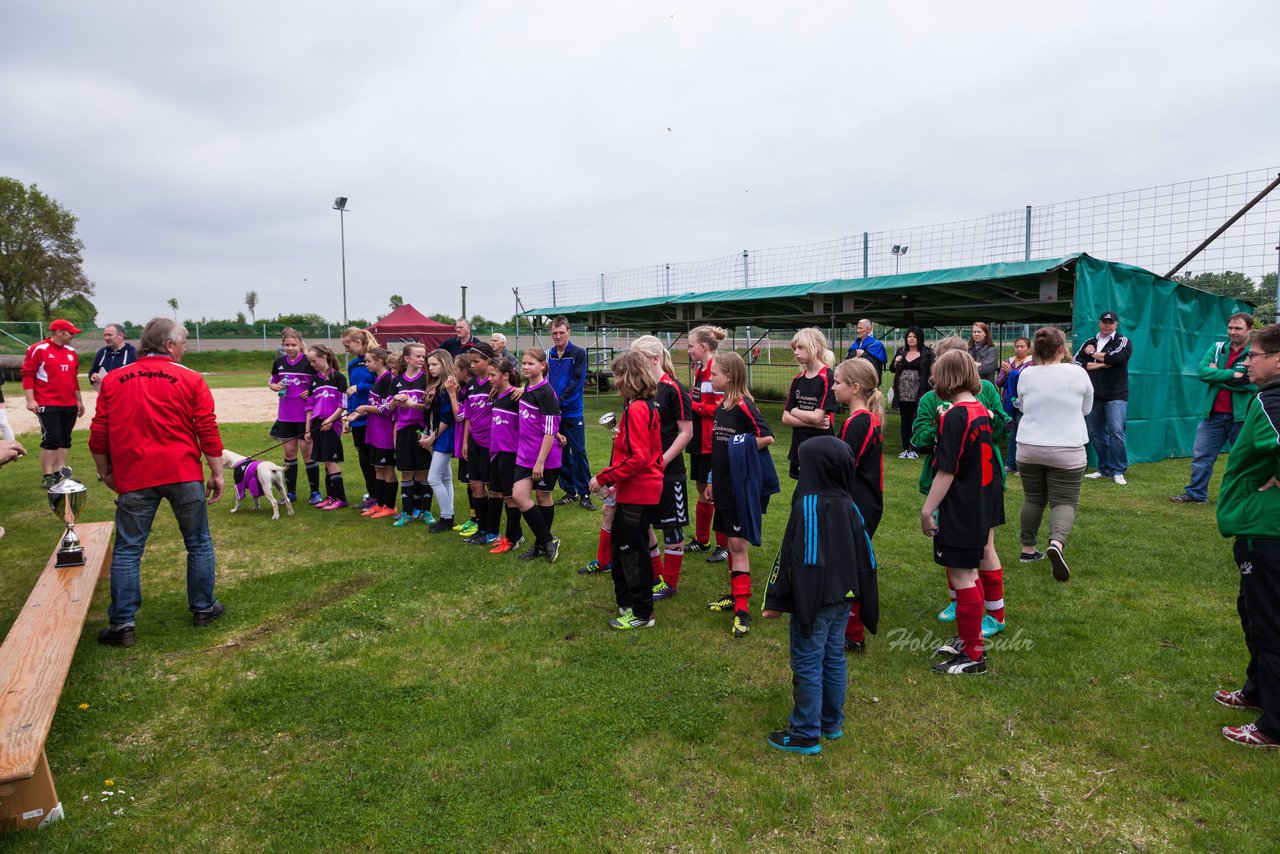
[785,365,838,467]
[839,409,884,536]
[689,357,723,456]
[711,397,774,507]
[931,400,1002,549]
[21,338,80,406]
[655,372,692,481]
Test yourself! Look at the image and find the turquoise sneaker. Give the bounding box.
[391,511,413,528]
[420,510,436,525]
[938,601,956,622]
[981,614,1006,638]
[823,729,844,740]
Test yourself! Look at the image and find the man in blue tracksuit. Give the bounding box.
[548,316,595,510]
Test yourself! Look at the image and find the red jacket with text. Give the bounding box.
[89,355,224,493]
[21,338,81,406]
[595,398,663,505]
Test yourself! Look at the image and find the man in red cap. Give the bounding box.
[22,318,85,487]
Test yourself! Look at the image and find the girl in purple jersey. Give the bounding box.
[388,342,433,527]
[268,327,318,502]
[461,345,500,545]
[446,354,477,535]
[487,356,525,554]
[514,347,562,563]
[304,344,349,509]
[347,347,400,518]
[419,349,457,532]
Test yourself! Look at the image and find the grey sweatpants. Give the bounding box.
[1017,462,1085,548]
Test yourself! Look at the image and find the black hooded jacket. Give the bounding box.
[765,436,878,637]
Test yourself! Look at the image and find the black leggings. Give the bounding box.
[349,424,378,496]
[898,399,920,451]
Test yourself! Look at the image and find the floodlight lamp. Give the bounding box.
[333,197,348,211]
[891,244,902,255]
[901,246,909,254]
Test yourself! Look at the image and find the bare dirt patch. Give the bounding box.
[6,387,278,435]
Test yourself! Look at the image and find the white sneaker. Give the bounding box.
[1085,471,1104,479]
[1114,474,1127,485]
[898,450,911,459]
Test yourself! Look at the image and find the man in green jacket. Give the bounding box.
[1171,313,1257,504]
[1213,322,1280,749]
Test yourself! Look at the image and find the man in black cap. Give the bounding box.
[1073,311,1132,485]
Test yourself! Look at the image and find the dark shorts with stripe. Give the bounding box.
[515,465,559,492]
[270,419,307,440]
[395,428,431,472]
[933,542,984,570]
[370,444,396,469]
[653,478,689,529]
[489,451,517,497]
[310,428,344,463]
[467,439,492,485]
[711,502,743,538]
[689,450,711,483]
[37,405,77,450]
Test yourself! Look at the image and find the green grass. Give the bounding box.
[1,403,1277,850]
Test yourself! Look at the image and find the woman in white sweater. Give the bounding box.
[1014,326,1094,582]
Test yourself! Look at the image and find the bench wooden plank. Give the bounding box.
[0,522,114,784]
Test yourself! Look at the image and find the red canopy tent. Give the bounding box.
[365,304,454,350]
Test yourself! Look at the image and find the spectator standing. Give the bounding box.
[90,318,226,648]
[490,332,507,357]
[845,319,887,387]
[1213,323,1280,749]
[995,337,1033,473]
[1172,313,1256,504]
[0,371,13,441]
[21,318,85,487]
[547,315,594,510]
[889,325,932,459]
[1074,311,1132,484]
[89,323,137,388]
[968,322,998,382]
[440,319,479,358]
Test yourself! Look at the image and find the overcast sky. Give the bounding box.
[3,0,1278,327]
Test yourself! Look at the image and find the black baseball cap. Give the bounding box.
[1099,311,1118,322]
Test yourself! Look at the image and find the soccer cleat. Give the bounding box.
[354,497,377,511]
[517,543,546,560]
[1170,493,1207,504]
[938,601,956,622]
[360,503,381,517]
[609,608,655,630]
[706,593,735,612]
[97,625,136,648]
[372,505,399,519]
[313,497,334,510]
[391,511,413,527]
[934,637,964,657]
[577,559,611,575]
[932,652,987,675]
[706,546,729,563]
[766,729,820,755]
[731,609,751,638]
[410,509,424,520]
[463,532,489,546]
[981,615,1006,638]
[286,491,297,503]
[684,541,709,553]
[457,520,478,536]
[322,499,349,510]
[428,517,454,533]
[1048,544,1070,582]
[651,580,677,601]
[1114,474,1127,485]
[1222,722,1279,749]
[419,510,436,525]
[484,533,498,545]
[308,491,324,505]
[555,493,580,506]
[42,472,63,489]
[580,496,598,511]
[1214,689,1262,712]
[488,536,512,554]
[1019,550,1045,562]
[844,638,865,653]
[544,537,561,564]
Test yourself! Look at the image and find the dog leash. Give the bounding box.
[242,430,314,461]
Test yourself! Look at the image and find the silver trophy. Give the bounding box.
[48,466,88,568]
[598,412,618,434]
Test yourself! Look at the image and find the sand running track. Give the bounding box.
[5,387,277,437]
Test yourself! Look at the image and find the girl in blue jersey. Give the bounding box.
[347,347,400,518]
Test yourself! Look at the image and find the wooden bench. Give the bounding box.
[0,521,114,831]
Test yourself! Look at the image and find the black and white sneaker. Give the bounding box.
[543,537,561,565]
[934,637,964,657]
[706,546,729,563]
[931,652,987,675]
[1019,550,1045,562]
[684,541,709,553]
[555,493,580,506]
[1047,544,1070,582]
[517,543,546,560]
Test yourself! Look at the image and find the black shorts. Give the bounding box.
[515,465,559,492]
[311,428,345,463]
[468,440,492,485]
[933,542,985,570]
[653,478,689,529]
[711,501,744,538]
[271,420,308,440]
[37,405,77,450]
[457,453,469,484]
[689,451,711,483]
[370,444,396,469]
[395,428,431,472]
[489,451,517,497]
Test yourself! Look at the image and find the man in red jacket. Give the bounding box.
[90,318,226,647]
[22,318,86,487]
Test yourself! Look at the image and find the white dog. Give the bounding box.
[222,450,294,520]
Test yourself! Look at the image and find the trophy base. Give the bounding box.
[55,549,85,568]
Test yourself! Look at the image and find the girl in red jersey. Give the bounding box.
[303,344,349,509]
[591,352,664,630]
[833,357,885,653]
[706,351,775,638]
[347,347,399,518]
[781,327,838,480]
[920,350,1004,676]
[268,327,317,503]
[686,325,728,561]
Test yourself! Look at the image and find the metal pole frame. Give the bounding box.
[338,208,348,326]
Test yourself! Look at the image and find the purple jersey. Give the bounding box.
[271,353,315,423]
[517,379,562,469]
[392,371,427,432]
[307,370,347,425]
[465,377,494,448]
[490,387,520,454]
[366,370,396,449]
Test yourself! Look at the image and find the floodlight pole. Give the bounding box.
[1275,231,1279,322]
[461,286,468,322]
[332,197,349,326]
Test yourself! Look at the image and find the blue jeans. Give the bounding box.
[1006,410,1023,472]
[1184,411,1242,501]
[788,602,850,739]
[1085,398,1128,476]
[108,481,217,627]
[558,414,590,497]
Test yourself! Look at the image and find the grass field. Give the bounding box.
[1,399,1277,851]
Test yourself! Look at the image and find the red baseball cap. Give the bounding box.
[49,319,82,335]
